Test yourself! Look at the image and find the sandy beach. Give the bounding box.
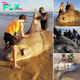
[54,20,80,26]
[54,54,80,80]
[0,37,53,80]
[0,10,53,80]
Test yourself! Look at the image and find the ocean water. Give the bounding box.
[0,12,53,36]
[54,11,58,21]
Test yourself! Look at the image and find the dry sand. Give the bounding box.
[0,37,53,80]
[54,54,80,80]
[54,21,80,26]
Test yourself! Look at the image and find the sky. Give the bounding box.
[0,0,53,12]
[54,0,80,11]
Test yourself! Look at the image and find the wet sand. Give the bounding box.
[54,21,80,26]
[54,54,80,80]
[0,37,53,80]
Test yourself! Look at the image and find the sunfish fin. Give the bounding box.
[26,9,42,34]
[34,9,39,16]
[69,3,74,11]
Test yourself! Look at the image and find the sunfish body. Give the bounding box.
[57,3,80,23]
[54,27,80,53]
[4,9,53,61]
[54,36,80,53]
[54,62,78,80]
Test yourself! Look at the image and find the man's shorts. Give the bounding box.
[3,33,17,45]
[59,10,64,14]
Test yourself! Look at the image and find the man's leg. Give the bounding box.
[71,59,73,62]
[57,10,61,19]
[11,45,21,69]
[68,58,70,62]
[61,10,64,14]
[58,13,60,18]
[4,41,9,51]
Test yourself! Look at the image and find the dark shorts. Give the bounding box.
[3,33,17,45]
[59,10,64,14]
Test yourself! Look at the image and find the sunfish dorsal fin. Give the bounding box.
[26,9,42,34]
[34,9,38,16]
[69,3,74,11]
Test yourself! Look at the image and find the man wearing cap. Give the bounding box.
[33,7,49,30]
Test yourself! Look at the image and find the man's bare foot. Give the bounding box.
[13,66,21,70]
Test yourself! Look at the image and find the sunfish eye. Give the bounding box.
[63,17,67,20]
[63,17,65,20]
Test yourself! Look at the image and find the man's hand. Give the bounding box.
[16,34,21,37]
[24,34,29,37]
[33,15,38,19]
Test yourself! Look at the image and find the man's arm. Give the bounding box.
[15,34,21,37]
[64,6,66,11]
[59,6,61,10]
[33,14,48,20]
[38,14,47,20]
[19,22,29,37]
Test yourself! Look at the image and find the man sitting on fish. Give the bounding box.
[58,2,70,17]
[66,1,70,12]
